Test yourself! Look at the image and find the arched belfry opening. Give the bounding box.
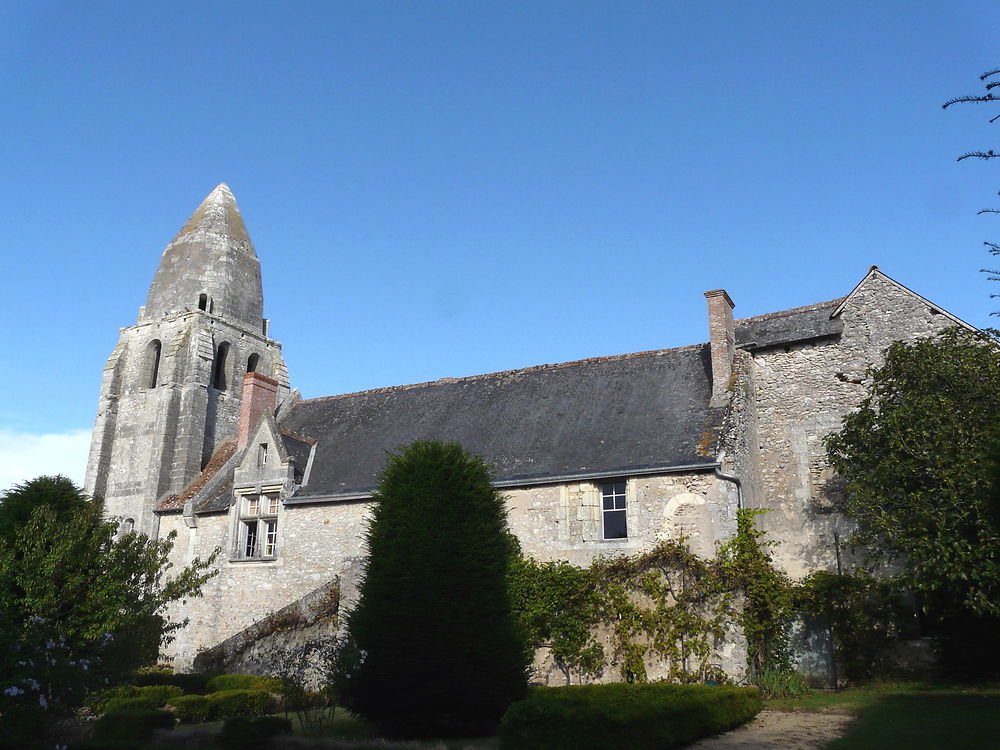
[212,342,231,390]
[198,293,208,311]
[146,339,162,388]
[247,353,260,373]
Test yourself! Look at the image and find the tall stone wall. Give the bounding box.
[165,470,741,676]
[161,500,371,671]
[751,273,959,577]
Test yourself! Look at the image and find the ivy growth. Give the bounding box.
[509,509,794,687]
[716,509,794,681]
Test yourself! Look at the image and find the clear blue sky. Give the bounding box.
[1,1,998,487]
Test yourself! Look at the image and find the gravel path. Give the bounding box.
[685,710,855,750]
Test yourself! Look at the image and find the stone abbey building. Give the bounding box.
[85,185,969,680]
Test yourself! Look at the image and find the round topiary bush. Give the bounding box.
[168,693,212,723]
[207,688,275,720]
[206,673,282,693]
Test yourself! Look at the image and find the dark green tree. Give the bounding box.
[0,476,217,743]
[824,328,1000,676]
[334,441,528,737]
[0,474,87,541]
[943,69,1000,310]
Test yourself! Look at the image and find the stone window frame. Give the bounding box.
[600,479,628,540]
[231,486,282,562]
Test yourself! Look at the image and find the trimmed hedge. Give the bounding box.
[206,673,283,693]
[499,683,762,750]
[130,670,214,694]
[97,684,185,714]
[207,688,276,719]
[216,715,293,750]
[168,693,212,723]
[91,708,176,748]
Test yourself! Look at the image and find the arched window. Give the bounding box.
[146,339,162,388]
[213,342,230,390]
[122,518,135,535]
[247,353,260,373]
[198,293,208,311]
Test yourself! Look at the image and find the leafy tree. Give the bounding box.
[824,328,1000,675]
[0,476,217,743]
[794,570,902,684]
[334,441,528,737]
[943,69,1000,310]
[0,474,87,541]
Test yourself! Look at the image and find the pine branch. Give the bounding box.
[942,93,1000,109]
[957,151,999,161]
[987,81,1000,91]
[980,69,1000,81]
[977,208,1000,214]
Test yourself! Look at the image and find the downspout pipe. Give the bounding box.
[713,451,743,510]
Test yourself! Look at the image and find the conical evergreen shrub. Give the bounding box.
[334,440,528,736]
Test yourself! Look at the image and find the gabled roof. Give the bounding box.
[279,345,722,501]
[831,266,976,329]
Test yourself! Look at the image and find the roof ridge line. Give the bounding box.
[295,343,709,405]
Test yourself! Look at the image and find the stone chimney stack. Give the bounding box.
[238,371,279,449]
[704,289,736,407]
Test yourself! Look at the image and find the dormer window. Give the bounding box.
[258,443,268,467]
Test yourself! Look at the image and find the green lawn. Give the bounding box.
[768,684,1000,750]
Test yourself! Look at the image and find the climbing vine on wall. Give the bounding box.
[716,509,794,680]
[508,509,795,686]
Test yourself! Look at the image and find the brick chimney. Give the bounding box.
[704,289,735,407]
[238,371,279,449]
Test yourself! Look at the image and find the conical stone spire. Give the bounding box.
[144,184,264,332]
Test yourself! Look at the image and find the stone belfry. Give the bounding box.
[85,184,289,536]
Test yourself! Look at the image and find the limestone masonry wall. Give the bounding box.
[751,273,958,577]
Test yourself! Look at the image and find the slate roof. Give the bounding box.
[281,431,314,484]
[280,345,721,501]
[159,284,885,513]
[735,298,845,350]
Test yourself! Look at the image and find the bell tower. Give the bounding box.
[84,184,290,536]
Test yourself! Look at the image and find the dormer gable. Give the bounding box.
[234,414,294,491]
